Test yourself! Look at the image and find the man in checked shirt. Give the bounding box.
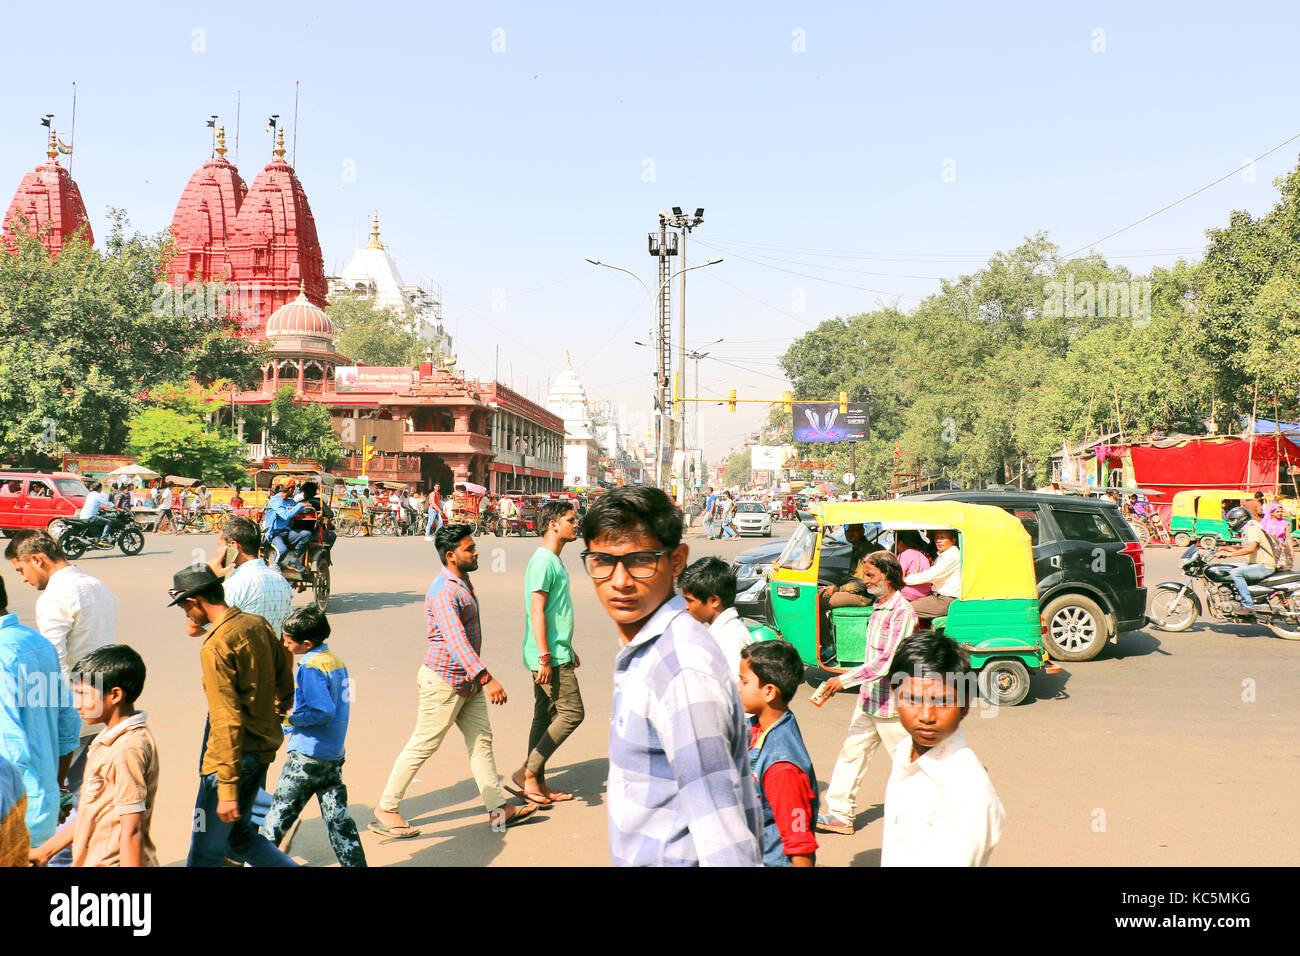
[372,523,536,838]
[581,486,761,866]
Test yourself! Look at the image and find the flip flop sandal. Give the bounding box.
[491,804,537,828]
[504,784,553,807]
[367,820,421,839]
[544,790,575,802]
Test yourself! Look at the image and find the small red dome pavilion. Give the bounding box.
[2,128,94,257]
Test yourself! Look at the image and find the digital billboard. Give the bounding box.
[792,402,869,443]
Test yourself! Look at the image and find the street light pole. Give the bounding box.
[586,255,722,491]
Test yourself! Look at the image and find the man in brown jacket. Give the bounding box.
[168,566,298,866]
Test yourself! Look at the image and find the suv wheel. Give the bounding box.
[1042,593,1109,661]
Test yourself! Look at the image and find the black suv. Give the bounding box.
[910,491,1147,661]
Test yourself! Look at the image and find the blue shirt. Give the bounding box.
[285,644,350,761]
[608,595,762,867]
[223,557,294,636]
[264,495,305,534]
[0,613,80,843]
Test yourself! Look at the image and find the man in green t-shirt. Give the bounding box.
[510,500,584,806]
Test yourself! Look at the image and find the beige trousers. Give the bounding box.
[824,699,909,822]
[378,665,506,814]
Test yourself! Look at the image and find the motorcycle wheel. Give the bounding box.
[1268,593,1300,641]
[118,529,145,556]
[47,519,69,540]
[59,530,88,561]
[1149,588,1198,632]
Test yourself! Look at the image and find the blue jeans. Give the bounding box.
[721,522,737,540]
[1228,563,1273,608]
[426,509,443,535]
[188,753,299,867]
[269,529,311,562]
[702,517,716,539]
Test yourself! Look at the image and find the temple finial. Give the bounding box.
[215,126,228,158]
[273,128,286,161]
[366,210,383,250]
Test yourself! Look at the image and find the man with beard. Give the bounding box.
[812,551,917,836]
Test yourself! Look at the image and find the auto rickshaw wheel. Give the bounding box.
[978,659,1030,706]
[313,563,331,610]
[1172,532,1191,547]
[1042,593,1108,661]
[1199,534,1220,549]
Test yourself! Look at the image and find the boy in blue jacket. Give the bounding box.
[261,607,366,866]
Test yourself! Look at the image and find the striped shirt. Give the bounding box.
[223,557,294,636]
[423,569,487,696]
[608,595,762,867]
[839,590,917,718]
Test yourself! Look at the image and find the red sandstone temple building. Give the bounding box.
[3,124,566,493]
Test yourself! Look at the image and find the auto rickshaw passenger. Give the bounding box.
[894,530,933,603]
[905,528,960,620]
[300,481,336,547]
[819,523,873,611]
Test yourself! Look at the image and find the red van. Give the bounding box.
[0,471,90,536]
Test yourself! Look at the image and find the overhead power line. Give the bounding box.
[1061,128,1300,258]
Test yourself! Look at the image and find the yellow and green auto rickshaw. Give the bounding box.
[760,500,1054,706]
[1167,489,1250,548]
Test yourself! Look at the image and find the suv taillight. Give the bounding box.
[1121,540,1144,587]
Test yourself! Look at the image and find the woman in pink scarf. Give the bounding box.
[1260,503,1294,569]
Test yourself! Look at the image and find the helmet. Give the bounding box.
[1225,506,1252,532]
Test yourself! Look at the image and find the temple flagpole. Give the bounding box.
[68,82,76,174]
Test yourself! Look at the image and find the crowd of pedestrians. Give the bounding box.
[0,487,1001,868]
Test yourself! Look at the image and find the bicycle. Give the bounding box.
[175,509,215,534]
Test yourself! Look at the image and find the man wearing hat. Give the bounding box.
[168,565,297,866]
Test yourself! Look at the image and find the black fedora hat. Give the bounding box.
[167,565,222,606]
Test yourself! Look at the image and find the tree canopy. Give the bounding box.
[327,296,424,367]
[0,211,264,466]
[776,155,1300,494]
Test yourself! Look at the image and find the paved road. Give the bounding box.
[8,527,1296,865]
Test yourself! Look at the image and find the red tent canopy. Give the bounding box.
[1127,436,1300,520]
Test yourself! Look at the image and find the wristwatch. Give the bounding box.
[478,671,493,686]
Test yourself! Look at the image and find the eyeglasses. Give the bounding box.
[580,549,670,580]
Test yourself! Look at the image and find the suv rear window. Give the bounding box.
[1051,507,1120,543]
[1008,507,1044,545]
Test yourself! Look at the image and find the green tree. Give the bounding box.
[327,296,423,367]
[256,385,343,468]
[721,448,751,488]
[0,210,264,465]
[125,383,250,483]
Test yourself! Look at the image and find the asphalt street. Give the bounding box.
[8,525,1296,866]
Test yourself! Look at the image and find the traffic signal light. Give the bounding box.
[783,391,793,415]
[840,390,849,414]
[361,435,378,475]
[728,389,737,412]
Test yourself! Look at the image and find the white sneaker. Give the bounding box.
[424,535,433,541]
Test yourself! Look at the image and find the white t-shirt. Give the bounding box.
[882,727,1005,867]
[35,564,120,677]
[707,607,758,681]
[903,546,962,598]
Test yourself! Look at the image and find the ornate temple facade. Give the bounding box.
[2,129,94,256]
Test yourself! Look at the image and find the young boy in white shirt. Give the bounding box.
[679,556,756,680]
[881,629,1004,866]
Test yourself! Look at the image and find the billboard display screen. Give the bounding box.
[335,366,415,392]
[792,402,869,443]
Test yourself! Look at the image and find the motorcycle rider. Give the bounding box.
[1216,506,1278,612]
[78,481,117,543]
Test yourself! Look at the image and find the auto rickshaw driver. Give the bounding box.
[265,479,311,571]
[818,523,875,612]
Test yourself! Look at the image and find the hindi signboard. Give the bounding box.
[335,366,415,393]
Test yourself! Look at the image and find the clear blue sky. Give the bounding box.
[5,1,1299,459]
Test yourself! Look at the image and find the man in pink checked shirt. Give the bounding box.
[372,523,537,838]
[812,551,917,837]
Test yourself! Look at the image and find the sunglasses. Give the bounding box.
[580,548,670,580]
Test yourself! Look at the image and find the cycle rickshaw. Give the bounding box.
[251,467,336,610]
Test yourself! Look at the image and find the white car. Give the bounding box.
[732,500,772,537]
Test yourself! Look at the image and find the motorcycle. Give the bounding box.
[1147,545,1300,640]
[57,511,147,560]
